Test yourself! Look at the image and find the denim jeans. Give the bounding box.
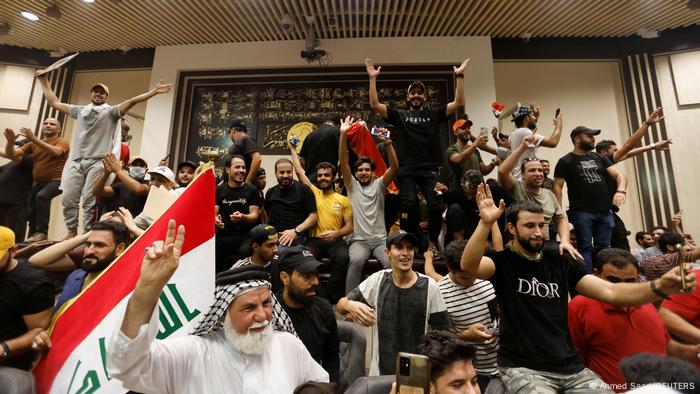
[568,210,614,272]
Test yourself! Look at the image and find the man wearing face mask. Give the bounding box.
[54,220,130,310]
[2,118,70,242]
[35,73,172,238]
[93,153,149,217]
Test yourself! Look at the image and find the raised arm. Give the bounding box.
[422,249,443,282]
[18,128,65,157]
[29,232,90,271]
[120,220,184,338]
[338,116,354,188]
[92,161,116,198]
[459,184,504,279]
[612,107,664,163]
[36,75,70,113]
[498,134,534,190]
[380,137,399,187]
[365,58,388,118]
[118,79,172,116]
[3,129,21,162]
[288,139,312,187]
[445,59,469,117]
[616,139,671,162]
[539,112,563,148]
[105,153,149,196]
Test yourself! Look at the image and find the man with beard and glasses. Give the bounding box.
[339,116,398,292]
[93,154,149,217]
[337,230,451,376]
[553,126,628,272]
[265,158,318,248]
[0,226,54,372]
[499,134,580,259]
[507,104,563,180]
[290,145,352,304]
[231,224,282,292]
[460,186,696,393]
[215,155,261,272]
[365,57,468,259]
[54,220,130,310]
[277,246,340,383]
[35,73,172,238]
[3,118,69,243]
[107,225,328,394]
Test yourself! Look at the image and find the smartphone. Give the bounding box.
[289,133,300,147]
[371,126,391,138]
[555,108,561,117]
[396,353,430,394]
[480,127,488,135]
[677,243,688,291]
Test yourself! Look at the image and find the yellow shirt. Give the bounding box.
[309,185,352,237]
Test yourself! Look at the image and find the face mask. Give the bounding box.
[129,166,147,180]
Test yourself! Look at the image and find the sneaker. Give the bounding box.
[429,245,441,260]
[26,232,47,243]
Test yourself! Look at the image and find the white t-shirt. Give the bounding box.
[508,128,544,179]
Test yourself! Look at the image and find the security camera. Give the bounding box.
[520,32,532,43]
[279,15,293,32]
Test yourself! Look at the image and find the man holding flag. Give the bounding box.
[107,223,328,393]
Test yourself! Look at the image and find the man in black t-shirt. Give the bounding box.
[460,186,695,393]
[366,57,469,257]
[299,116,341,185]
[553,126,627,272]
[225,119,262,185]
[264,158,318,248]
[0,153,33,242]
[215,155,261,272]
[277,246,340,383]
[0,226,54,371]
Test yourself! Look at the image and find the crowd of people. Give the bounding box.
[1,58,699,394]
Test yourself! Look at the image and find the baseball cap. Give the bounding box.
[148,166,176,183]
[90,83,110,95]
[570,126,601,139]
[277,245,324,274]
[452,117,474,132]
[177,160,197,172]
[229,119,247,132]
[510,105,533,122]
[407,81,426,94]
[128,155,148,167]
[386,230,418,248]
[0,226,16,261]
[249,224,278,245]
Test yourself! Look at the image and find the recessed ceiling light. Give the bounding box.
[20,11,40,21]
[83,0,95,3]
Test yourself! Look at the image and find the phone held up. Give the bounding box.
[371,126,391,139]
[396,352,430,394]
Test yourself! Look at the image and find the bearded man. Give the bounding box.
[107,221,328,393]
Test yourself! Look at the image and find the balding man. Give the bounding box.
[108,221,327,393]
[3,118,69,242]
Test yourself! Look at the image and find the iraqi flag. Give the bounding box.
[33,169,216,394]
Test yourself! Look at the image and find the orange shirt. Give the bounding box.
[19,136,69,182]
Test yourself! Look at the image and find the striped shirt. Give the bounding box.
[438,275,499,377]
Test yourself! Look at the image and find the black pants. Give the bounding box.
[215,234,251,273]
[611,211,631,251]
[305,237,349,304]
[27,180,61,235]
[384,193,401,232]
[0,204,27,243]
[397,169,442,243]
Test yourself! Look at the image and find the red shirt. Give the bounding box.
[568,295,669,392]
[661,271,700,368]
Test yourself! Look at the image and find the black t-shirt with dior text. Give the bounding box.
[385,105,448,171]
[215,182,261,236]
[487,247,588,374]
[554,152,613,212]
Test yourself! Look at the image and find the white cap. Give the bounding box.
[147,166,176,183]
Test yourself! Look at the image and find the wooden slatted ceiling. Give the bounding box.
[0,0,698,52]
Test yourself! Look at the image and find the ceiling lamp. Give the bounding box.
[20,11,40,21]
[83,0,95,3]
[46,3,62,19]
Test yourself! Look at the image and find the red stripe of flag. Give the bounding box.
[34,170,216,393]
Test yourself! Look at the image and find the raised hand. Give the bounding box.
[3,128,17,143]
[454,58,470,74]
[18,127,39,142]
[138,220,185,287]
[340,115,355,134]
[153,79,173,95]
[104,152,122,173]
[658,265,697,295]
[653,139,672,151]
[645,107,664,125]
[364,58,381,78]
[476,184,505,225]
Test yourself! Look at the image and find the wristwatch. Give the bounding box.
[294,226,302,235]
[0,341,9,360]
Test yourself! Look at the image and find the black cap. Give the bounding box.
[407,81,426,94]
[249,224,278,245]
[570,126,601,139]
[229,119,247,132]
[386,230,418,247]
[277,245,324,274]
[177,160,197,171]
[510,105,533,122]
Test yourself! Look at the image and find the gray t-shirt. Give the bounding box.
[508,128,544,179]
[68,104,121,160]
[512,180,563,240]
[346,176,387,242]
